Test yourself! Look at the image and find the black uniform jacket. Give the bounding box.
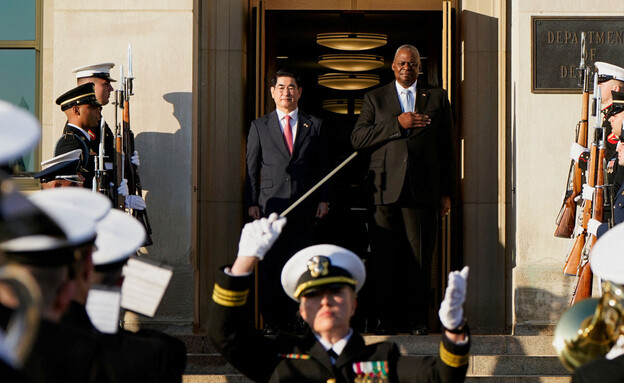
[597,182,624,238]
[62,300,187,383]
[23,318,110,383]
[351,82,455,206]
[245,110,330,217]
[54,122,96,188]
[207,269,469,383]
[572,353,624,382]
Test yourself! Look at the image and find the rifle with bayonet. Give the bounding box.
[121,43,153,246]
[570,76,605,305]
[556,32,590,239]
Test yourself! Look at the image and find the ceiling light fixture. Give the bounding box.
[318,54,384,72]
[318,73,380,91]
[322,99,363,115]
[316,32,387,51]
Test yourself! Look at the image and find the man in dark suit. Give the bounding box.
[246,69,330,333]
[351,44,455,335]
[208,214,470,383]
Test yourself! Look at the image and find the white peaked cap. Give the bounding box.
[281,244,366,301]
[93,210,146,266]
[595,62,624,82]
[1,202,95,255]
[590,223,624,284]
[72,62,117,82]
[0,100,40,165]
[28,188,111,222]
[41,149,82,170]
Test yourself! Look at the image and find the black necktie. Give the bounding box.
[328,348,338,363]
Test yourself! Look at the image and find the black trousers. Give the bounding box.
[369,200,438,330]
[258,216,316,326]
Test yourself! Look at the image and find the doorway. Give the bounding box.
[246,8,461,332]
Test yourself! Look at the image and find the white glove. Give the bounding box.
[125,195,146,210]
[131,150,141,166]
[587,218,602,236]
[237,213,286,260]
[117,179,129,197]
[570,143,589,162]
[439,266,469,331]
[582,184,594,201]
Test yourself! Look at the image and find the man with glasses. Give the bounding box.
[351,44,456,336]
[245,68,330,334]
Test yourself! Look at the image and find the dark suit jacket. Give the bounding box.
[351,82,455,206]
[246,110,329,217]
[207,269,469,383]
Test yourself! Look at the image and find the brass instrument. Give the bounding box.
[554,280,624,371]
[0,264,41,368]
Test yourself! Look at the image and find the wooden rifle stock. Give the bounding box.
[563,232,585,276]
[563,142,597,275]
[570,144,606,304]
[114,133,125,210]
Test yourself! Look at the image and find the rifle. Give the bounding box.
[556,32,590,238]
[563,66,598,276]
[121,43,153,246]
[113,68,126,211]
[570,77,605,305]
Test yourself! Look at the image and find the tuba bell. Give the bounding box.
[0,264,41,369]
[553,280,624,371]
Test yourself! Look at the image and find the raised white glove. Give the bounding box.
[587,218,601,236]
[237,213,286,260]
[117,179,129,197]
[582,184,594,201]
[439,266,469,331]
[125,195,146,210]
[130,150,140,166]
[570,143,589,162]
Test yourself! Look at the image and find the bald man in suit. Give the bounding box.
[245,68,330,333]
[351,44,456,335]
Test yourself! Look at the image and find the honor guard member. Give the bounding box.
[87,209,187,383]
[34,149,85,189]
[208,214,470,383]
[0,191,114,383]
[571,63,624,186]
[73,63,141,199]
[570,224,624,382]
[54,83,102,190]
[586,91,624,238]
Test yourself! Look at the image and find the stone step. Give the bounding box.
[182,376,571,383]
[184,354,569,376]
[181,334,572,382]
[179,334,559,356]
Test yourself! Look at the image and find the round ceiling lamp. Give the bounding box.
[322,99,363,115]
[316,32,387,51]
[318,73,379,91]
[318,54,384,72]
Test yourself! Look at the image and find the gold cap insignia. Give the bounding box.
[307,256,330,278]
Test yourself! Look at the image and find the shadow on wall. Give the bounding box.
[132,92,192,262]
